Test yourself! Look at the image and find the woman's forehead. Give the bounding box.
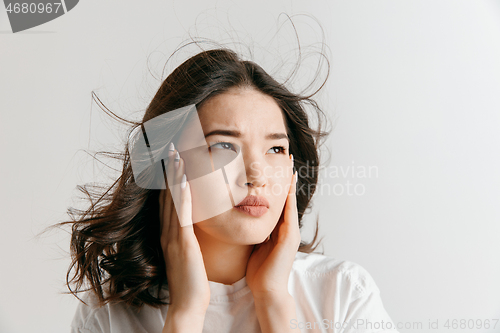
[197,87,287,134]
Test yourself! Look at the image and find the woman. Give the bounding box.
[69,48,398,332]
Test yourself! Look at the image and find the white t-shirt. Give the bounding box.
[71,252,398,333]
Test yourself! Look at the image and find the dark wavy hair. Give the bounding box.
[63,47,329,308]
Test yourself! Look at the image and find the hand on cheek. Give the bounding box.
[245,154,300,300]
[159,144,210,332]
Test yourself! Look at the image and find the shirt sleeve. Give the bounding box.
[70,294,163,333]
[70,298,110,333]
[338,263,399,333]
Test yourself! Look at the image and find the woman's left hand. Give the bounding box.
[246,165,300,301]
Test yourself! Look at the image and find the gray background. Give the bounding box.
[1,1,499,332]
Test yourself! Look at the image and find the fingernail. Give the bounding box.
[290,154,294,163]
[174,151,180,168]
[181,174,187,189]
[168,143,175,158]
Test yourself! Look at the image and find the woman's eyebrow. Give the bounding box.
[204,130,288,141]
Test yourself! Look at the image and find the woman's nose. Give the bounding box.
[238,154,267,188]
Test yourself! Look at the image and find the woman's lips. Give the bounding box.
[234,205,269,217]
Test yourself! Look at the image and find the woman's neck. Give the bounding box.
[193,225,254,285]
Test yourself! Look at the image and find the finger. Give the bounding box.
[169,149,184,240]
[281,171,301,246]
[170,152,197,248]
[288,154,296,197]
[165,142,176,190]
[164,143,178,242]
[269,155,296,244]
[178,174,194,229]
[282,154,297,221]
[269,206,284,244]
[163,181,174,226]
[160,183,175,243]
[291,172,297,196]
[285,171,298,217]
[159,155,174,227]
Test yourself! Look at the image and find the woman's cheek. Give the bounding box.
[266,159,293,194]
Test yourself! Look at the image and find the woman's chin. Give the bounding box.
[219,230,272,246]
[252,233,272,245]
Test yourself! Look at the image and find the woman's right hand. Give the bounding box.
[159,144,210,333]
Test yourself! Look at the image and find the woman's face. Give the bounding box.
[176,87,293,245]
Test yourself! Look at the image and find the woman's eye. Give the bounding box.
[210,142,236,152]
[267,146,286,154]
